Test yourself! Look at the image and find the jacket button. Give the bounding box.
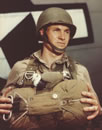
[52,93,58,99]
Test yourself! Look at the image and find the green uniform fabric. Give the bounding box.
[0,50,93,130]
[4,80,89,130]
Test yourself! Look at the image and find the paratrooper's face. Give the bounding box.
[40,24,70,53]
[46,24,70,50]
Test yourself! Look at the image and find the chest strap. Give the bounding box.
[23,56,77,89]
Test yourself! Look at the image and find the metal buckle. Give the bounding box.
[3,95,13,121]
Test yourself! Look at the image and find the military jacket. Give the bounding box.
[0,50,96,130]
[5,50,93,91]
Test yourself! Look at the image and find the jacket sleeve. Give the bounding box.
[75,63,100,103]
[76,64,93,89]
[2,59,30,93]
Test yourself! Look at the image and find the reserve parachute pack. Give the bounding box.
[2,74,90,130]
[0,57,90,130]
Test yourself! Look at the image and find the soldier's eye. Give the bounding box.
[65,29,70,34]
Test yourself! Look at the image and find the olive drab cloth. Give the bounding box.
[4,50,93,90]
[4,80,89,130]
[0,50,94,130]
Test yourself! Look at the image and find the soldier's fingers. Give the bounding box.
[87,85,93,91]
[80,98,98,105]
[83,105,98,112]
[0,104,12,109]
[81,91,95,99]
[0,97,12,103]
[0,103,12,114]
[3,87,12,97]
[0,109,11,114]
[87,110,99,120]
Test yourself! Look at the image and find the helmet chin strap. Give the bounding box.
[48,40,66,52]
[43,32,67,54]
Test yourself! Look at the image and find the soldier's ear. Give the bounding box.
[39,29,44,36]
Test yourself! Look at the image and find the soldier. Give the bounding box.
[0,7,101,130]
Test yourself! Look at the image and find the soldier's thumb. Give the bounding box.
[3,87,12,97]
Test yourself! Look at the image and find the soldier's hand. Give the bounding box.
[80,86,101,120]
[0,87,13,114]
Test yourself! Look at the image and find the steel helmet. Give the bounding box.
[37,7,76,38]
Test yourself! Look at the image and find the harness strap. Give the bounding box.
[23,56,77,88]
